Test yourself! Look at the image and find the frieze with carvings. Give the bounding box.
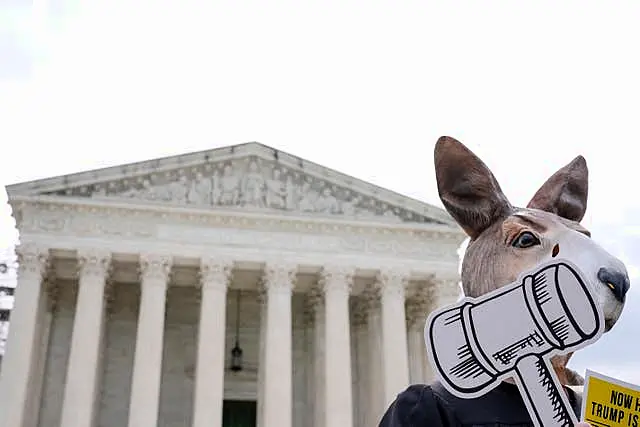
[11,201,463,260]
[44,156,443,224]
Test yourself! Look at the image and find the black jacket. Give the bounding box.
[378,381,582,427]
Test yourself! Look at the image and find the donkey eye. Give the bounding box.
[512,231,540,248]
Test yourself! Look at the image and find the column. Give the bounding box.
[0,244,49,427]
[407,324,424,383]
[405,291,431,384]
[27,278,59,427]
[256,289,267,427]
[377,269,410,406]
[351,298,369,427]
[192,258,233,427]
[60,249,112,427]
[127,254,172,427]
[261,263,297,427]
[364,288,384,425]
[320,265,354,427]
[308,286,325,427]
[423,279,461,382]
[433,279,462,310]
[302,303,315,427]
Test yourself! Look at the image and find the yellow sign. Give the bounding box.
[581,369,640,427]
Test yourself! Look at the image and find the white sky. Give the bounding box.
[1,0,639,383]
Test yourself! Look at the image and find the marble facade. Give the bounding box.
[0,142,465,427]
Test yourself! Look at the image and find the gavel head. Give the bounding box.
[426,261,603,395]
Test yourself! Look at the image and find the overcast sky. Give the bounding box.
[1,1,639,384]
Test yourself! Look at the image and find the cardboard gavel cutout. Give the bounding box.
[425,259,605,427]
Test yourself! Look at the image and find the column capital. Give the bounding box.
[303,284,324,326]
[15,243,50,279]
[306,284,324,308]
[199,257,233,292]
[104,280,117,314]
[361,285,381,311]
[405,286,434,329]
[375,268,410,299]
[45,278,60,313]
[351,297,369,327]
[319,265,354,295]
[433,277,462,301]
[262,262,297,293]
[139,253,173,284]
[76,249,112,280]
[256,286,267,305]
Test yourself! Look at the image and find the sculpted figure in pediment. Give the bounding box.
[284,175,297,210]
[168,176,188,204]
[154,183,172,201]
[92,185,107,197]
[314,187,340,214]
[357,200,379,218]
[241,161,266,207]
[265,169,287,209]
[298,180,319,212]
[120,186,139,198]
[341,193,360,216]
[119,179,158,200]
[77,157,436,223]
[211,171,221,205]
[187,172,213,205]
[219,164,240,206]
[382,204,400,219]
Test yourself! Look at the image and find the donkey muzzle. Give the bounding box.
[597,267,630,303]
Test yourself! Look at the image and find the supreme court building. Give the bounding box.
[0,142,465,427]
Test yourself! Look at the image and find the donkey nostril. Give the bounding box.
[597,267,630,303]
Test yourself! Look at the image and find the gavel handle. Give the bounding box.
[514,354,578,427]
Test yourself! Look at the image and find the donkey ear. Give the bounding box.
[526,155,588,222]
[434,136,512,239]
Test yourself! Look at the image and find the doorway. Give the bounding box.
[222,400,257,427]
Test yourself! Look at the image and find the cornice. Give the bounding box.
[8,195,467,244]
[6,143,255,195]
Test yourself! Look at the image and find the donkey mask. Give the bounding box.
[434,136,630,386]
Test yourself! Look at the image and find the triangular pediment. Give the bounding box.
[6,142,457,226]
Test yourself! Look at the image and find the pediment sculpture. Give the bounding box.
[50,156,440,224]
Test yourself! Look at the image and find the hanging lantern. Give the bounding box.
[230,290,244,372]
[230,341,243,372]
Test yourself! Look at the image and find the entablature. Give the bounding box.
[9,196,466,265]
